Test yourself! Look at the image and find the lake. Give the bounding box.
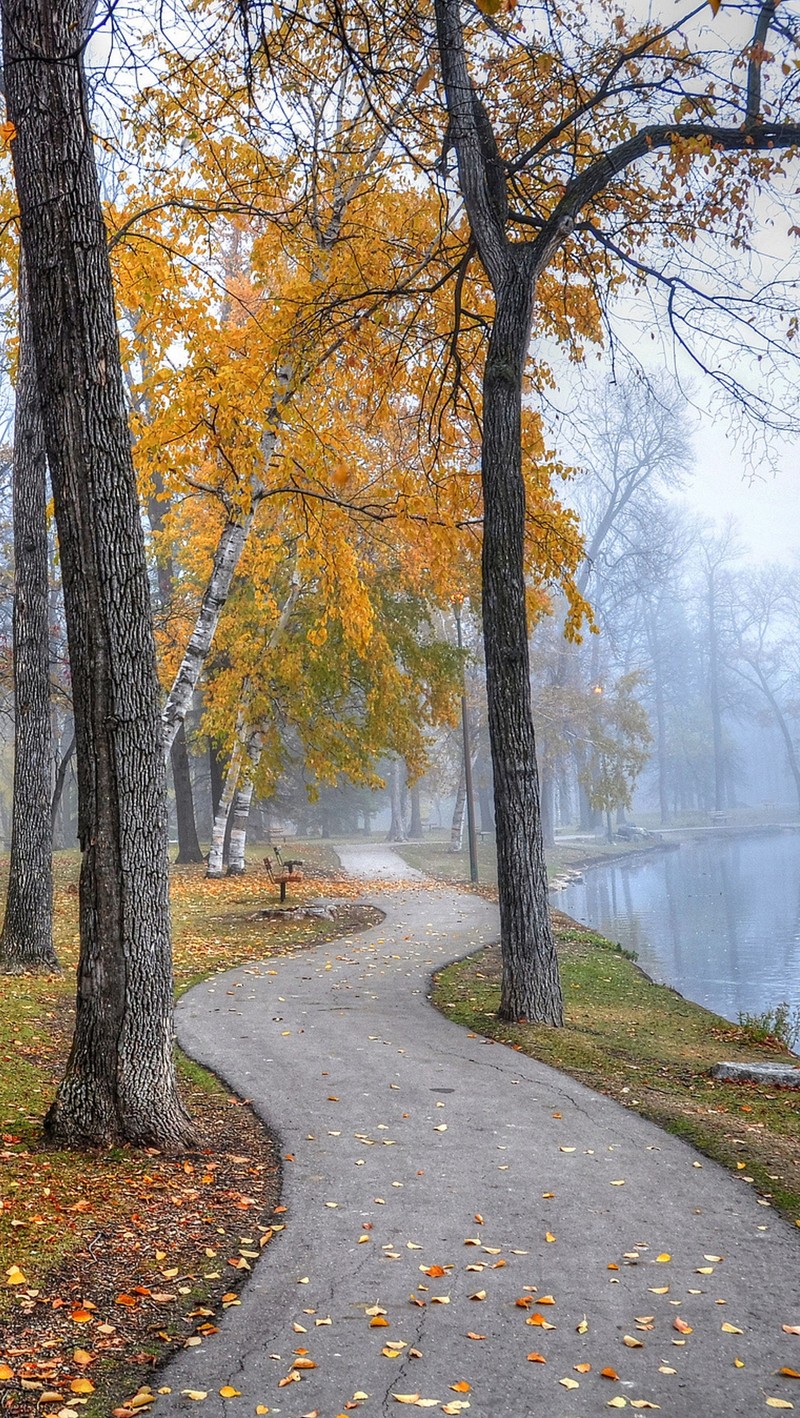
[552,831,800,1027]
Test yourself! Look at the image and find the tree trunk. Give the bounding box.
[408,779,423,838]
[450,762,466,851]
[171,721,204,863]
[2,0,193,1147]
[386,758,407,841]
[227,731,263,874]
[0,264,58,974]
[482,273,563,1024]
[207,737,244,877]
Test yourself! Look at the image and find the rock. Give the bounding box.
[712,1061,800,1088]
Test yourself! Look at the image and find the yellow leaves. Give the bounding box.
[607,1398,628,1408]
[370,1315,389,1327]
[544,1232,556,1243]
[574,1363,592,1374]
[219,1387,241,1398]
[673,1318,693,1334]
[0,1365,13,1380]
[779,1370,800,1380]
[70,1379,95,1395]
[576,1316,589,1334]
[450,1384,471,1393]
[0,120,16,148]
[559,1377,580,1390]
[601,1369,620,1381]
[765,1401,794,1410]
[655,1253,671,1264]
[623,1335,644,1348]
[474,0,504,13]
[526,1353,546,1363]
[181,1392,209,1402]
[5,1265,27,1286]
[527,1313,556,1330]
[721,1323,744,1334]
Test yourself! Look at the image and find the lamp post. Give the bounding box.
[455,604,479,884]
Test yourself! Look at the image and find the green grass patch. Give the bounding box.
[432,916,800,1226]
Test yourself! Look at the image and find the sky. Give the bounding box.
[685,421,800,564]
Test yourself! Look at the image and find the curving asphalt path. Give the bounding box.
[159,854,799,1418]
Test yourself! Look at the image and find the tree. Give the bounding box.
[431,0,800,1022]
[2,0,193,1147]
[0,265,57,974]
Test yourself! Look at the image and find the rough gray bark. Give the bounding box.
[2,0,193,1147]
[408,779,423,839]
[0,264,58,974]
[434,0,800,1023]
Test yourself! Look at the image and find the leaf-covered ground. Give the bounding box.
[0,849,381,1417]
[432,913,800,1227]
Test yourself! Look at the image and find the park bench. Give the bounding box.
[263,846,304,903]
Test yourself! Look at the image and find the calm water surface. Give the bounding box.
[554,832,800,1025]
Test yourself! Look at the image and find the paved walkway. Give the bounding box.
[160,855,799,1417]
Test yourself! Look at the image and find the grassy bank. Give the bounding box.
[0,846,374,1417]
[432,913,800,1226]
[396,832,662,884]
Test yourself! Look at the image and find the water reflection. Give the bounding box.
[554,833,800,1024]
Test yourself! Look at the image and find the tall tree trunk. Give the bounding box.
[482,274,563,1024]
[2,0,193,1147]
[207,736,244,878]
[171,721,204,863]
[0,265,57,974]
[408,779,423,838]
[227,730,263,875]
[209,738,225,820]
[386,758,407,841]
[450,762,466,851]
[51,729,76,839]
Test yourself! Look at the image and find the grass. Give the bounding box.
[431,911,800,1226]
[0,844,376,1417]
[395,832,665,885]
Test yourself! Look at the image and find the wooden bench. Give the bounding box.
[263,848,304,904]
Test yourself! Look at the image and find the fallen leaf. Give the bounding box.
[538,1295,556,1306]
[673,1318,693,1334]
[779,1372,800,1380]
[574,1363,592,1374]
[545,1233,556,1243]
[526,1354,546,1364]
[649,1287,669,1295]
[468,1291,486,1301]
[527,1314,556,1330]
[70,1381,95,1395]
[431,1297,450,1305]
[181,1394,208,1402]
[441,1406,470,1415]
[656,1254,671,1264]
[392,1397,420,1406]
[219,1387,241,1398]
[607,1400,627,1410]
[577,1317,589,1334]
[5,1266,27,1286]
[292,1359,317,1371]
[371,1316,390,1327]
[783,1328,800,1337]
[466,1333,486,1341]
[623,1336,644,1348]
[559,1378,580,1390]
[0,1365,13,1380]
[765,1401,794,1410]
[601,1368,620,1381]
[630,1404,661,1411]
[734,1359,745,1369]
[721,1323,744,1334]
[421,1266,447,1278]
[516,1297,534,1308]
[704,1255,723,1263]
[450,1384,471,1393]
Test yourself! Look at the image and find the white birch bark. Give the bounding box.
[206,728,245,878]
